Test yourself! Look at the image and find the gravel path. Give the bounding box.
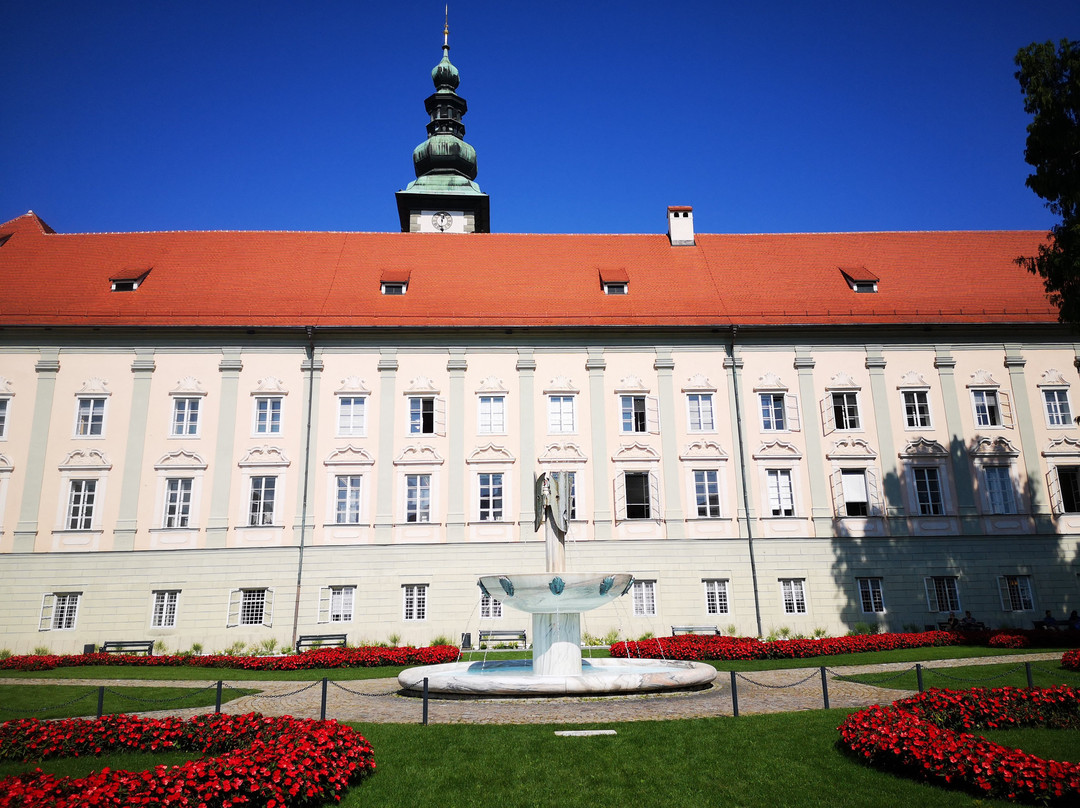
[4,652,1067,725]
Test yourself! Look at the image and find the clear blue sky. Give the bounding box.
[1,1,1076,235]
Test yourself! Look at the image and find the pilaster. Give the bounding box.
[14,349,60,552]
[865,348,907,534]
[292,351,324,546]
[723,352,753,536]
[446,350,467,540]
[374,350,399,541]
[1004,346,1053,532]
[586,349,611,538]
[516,351,537,540]
[794,350,829,532]
[206,349,242,549]
[654,350,684,536]
[113,349,156,551]
[934,349,980,534]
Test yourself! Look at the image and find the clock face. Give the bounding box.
[431,211,454,231]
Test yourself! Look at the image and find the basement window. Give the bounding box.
[110,269,151,292]
[839,267,879,294]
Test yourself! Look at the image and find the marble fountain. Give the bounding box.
[398,473,717,697]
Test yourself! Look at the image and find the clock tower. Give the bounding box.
[395,20,490,233]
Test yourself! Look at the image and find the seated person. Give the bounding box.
[1042,610,1059,629]
[1069,610,1080,631]
[960,610,979,629]
[945,612,960,630]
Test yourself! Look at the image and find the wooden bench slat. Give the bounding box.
[100,641,154,656]
[295,633,348,652]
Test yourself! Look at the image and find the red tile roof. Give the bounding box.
[0,211,1058,329]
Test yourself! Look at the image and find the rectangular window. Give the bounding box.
[403,584,427,621]
[163,478,193,528]
[760,393,786,431]
[831,392,860,430]
[693,470,721,517]
[972,389,1002,427]
[621,395,648,433]
[566,471,578,520]
[51,593,81,630]
[75,398,105,436]
[766,469,794,516]
[409,396,435,434]
[480,592,502,619]
[983,465,1017,514]
[857,578,885,613]
[1044,389,1072,427]
[330,586,355,622]
[704,579,729,615]
[632,580,656,616]
[478,395,505,434]
[925,576,961,613]
[337,397,366,437]
[67,480,97,530]
[913,467,944,516]
[687,393,715,432]
[151,590,179,627]
[0,398,7,438]
[780,578,807,614]
[902,390,932,429]
[1059,466,1080,513]
[171,398,200,437]
[478,472,504,521]
[997,575,1034,612]
[548,395,576,433]
[406,474,431,523]
[254,397,282,434]
[240,589,267,625]
[624,471,652,519]
[248,476,276,526]
[335,475,363,524]
[840,469,870,517]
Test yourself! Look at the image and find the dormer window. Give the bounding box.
[604,282,628,295]
[381,282,407,295]
[109,268,151,292]
[839,267,878,293]
[599,267,629,295]
[380,269,411,295]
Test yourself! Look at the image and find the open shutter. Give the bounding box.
[262,588,275,627]
[38,593,55,631]
[613,474,627,522]
[866,468,882,516]
[646,396,660,434]
[997,576,1013,611]
[317,587,331,624]
[648,472,661,520]
[924,578,941,612]
[999,391,1014,428]
[434,397,447,436]
[830,469,844,515]
[226,589,241,627]
[785,394,801,431]
[820,396,835,436]
[1046,469,1063,514]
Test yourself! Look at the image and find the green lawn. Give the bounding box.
[0,683,258,722]
[840,660,1080,690]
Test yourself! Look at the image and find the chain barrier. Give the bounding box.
[926,663,1024,684]
[1031,662,1080,679]
[101,682,218,706]
[735,669,820,689]
[221,680,322,699]
[0,689,97,715]
[825,665,916,684]
[328,681,399,698]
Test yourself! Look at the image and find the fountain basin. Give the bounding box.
[397,657,717,696]
[479,573,633,613]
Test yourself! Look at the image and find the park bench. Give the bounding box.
[1033,617,1068,630]
[295,633,348,652]
[671,625,720,635]
[478,629,527,648]
[99,640,154,656]
[935,621,987,632]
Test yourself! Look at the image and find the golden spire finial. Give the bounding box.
[443,5,449,48]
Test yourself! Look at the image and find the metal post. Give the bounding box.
[320,677,328,721]
[729,671,739,717]
[820,666,830,710]
[215,681,223,714]
[916,663,924,692]
[1025,662,1034,688]
[423,677,429,725]
[96,686,105,718]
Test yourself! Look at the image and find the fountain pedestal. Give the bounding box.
[531,612,581,676]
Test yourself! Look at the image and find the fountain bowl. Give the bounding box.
[479,572,633,613]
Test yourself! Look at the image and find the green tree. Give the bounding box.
[1014,39,1080,322]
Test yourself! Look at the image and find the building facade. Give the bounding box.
[0,41,1077,654]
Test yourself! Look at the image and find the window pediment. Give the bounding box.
[0,453,13,473]
[969,437,1019,458]
[76,377,111,397]
[238,445,290,467]
[679,440,728,461]
[394,445,445,465]
[324,445,375,466]
[335,376,370,395]
[899,438,948,458]
[476,376,507,394]
[752,441,802,460]
[826,437,877,459]
[538,442,588,464]
[252,376,288,396]
[753,372,788,392]
[611,442,661,463]
[154,450,208,471]
[967,370,1000,388]
[0,377,13,396]
[403,376,440,395]
[466,443,516,464]
[543,376,579,395]
[1038,369,1070,388]
[615,375,650,394]
[59,449,112,470]
[682,374,716,393]
[897,371,930,389]
[825,371,861,390]
[170,376,207,397]
[1042,436,1080,457]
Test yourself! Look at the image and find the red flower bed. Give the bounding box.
[1063,650,1080,671]
[610,629,1080,663]
[0,644,460,673]
[838,686,1080,804]
[0,712,375,807]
